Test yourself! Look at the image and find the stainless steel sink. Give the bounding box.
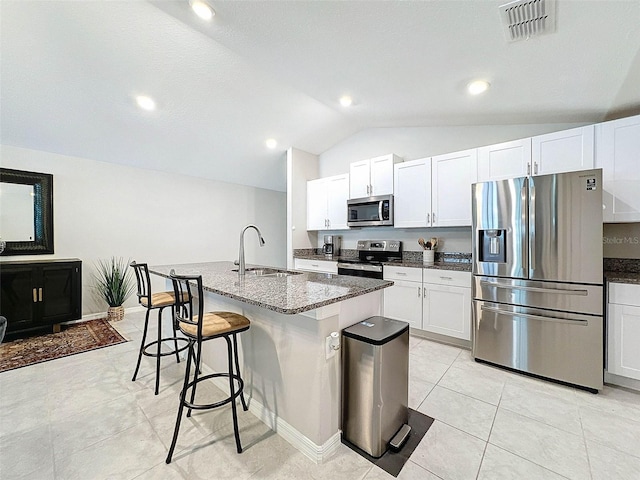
[232,267,301,277]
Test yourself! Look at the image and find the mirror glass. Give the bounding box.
[0,168,54,255]
[0,183,36,241]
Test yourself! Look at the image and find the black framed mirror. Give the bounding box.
[0,168,54,255]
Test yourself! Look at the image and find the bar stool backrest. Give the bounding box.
[170,271,204,339]
[130,261,152,307]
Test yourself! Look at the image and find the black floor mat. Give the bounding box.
[342,408,435,477]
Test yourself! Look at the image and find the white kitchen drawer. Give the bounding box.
[609,282,640,307]
[423,269,471,288]
[293,258,338,274]
[383,265,422,283]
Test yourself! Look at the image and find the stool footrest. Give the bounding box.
[142,337,190,358]
[182,372,245,411]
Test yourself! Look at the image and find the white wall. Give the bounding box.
[319,123,587,177]
[308,123,587,253]
[1,144,287,315]
[286,147,319,267]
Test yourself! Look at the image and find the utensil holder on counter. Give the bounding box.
[423,250,435,264]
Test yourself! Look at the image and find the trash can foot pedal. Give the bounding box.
[389,423,411,451]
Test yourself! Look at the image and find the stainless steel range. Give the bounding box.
[337,240,402,279]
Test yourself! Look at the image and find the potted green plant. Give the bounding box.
[93,257,135,322]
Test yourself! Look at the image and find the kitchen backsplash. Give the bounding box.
[603,223,640,259]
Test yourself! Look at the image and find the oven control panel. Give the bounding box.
[356,240,401,252]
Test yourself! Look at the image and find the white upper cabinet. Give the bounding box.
[432,149,478,226]
[477,138,531,182]
[306,174,349,230]
[532,125,595,175]
[349,154,401,198]
[393,158,431,228]
[394,150,478,228]
[595,114,640,222]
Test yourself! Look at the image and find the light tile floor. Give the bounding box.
[2,310,640,479]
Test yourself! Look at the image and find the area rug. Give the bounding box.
[342,408,435,477]
[0,319,127,373]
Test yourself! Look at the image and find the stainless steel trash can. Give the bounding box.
[342,316,409,458]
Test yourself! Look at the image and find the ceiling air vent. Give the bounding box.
[499,0,556,42]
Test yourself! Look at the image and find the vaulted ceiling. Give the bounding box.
[2,1,639,192]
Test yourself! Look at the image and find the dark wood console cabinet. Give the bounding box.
[0,259,82,336]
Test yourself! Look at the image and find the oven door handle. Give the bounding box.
[337,263,383,273]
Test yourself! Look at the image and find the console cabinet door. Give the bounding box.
[349,160,371,199]
[0,265,37,330]
[595,114,640,222]
[40,263,82,323]
[608,303,640,380]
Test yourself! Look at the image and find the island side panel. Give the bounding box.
[195,289,383,458]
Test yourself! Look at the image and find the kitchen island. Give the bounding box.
[149,261,393,462]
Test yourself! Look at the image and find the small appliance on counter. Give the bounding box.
[322,235,342,257]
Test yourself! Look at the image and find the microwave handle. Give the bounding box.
[378,201,383,221]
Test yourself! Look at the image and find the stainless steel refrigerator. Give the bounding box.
[471,169,604,392]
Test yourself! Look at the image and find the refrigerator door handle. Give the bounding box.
[479,280,589,296]
[521,181,529,272]
[529,180,535,271]
[480,305,588,326]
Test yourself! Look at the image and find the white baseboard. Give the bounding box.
[605,371,640,392]
[209,376,341,464]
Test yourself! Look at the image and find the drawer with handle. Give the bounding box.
[423,269,470,288]
[383,266,422,283]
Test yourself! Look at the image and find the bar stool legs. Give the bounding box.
[165,335,246,464]
[132,304,187,395]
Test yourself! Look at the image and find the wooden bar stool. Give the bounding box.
[130,261,189,395]
[165,271,250,464]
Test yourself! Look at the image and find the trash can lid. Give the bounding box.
[342,316,409,346]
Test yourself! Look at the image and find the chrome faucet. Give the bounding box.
[237,224,265,275]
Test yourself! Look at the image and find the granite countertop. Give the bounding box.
[149,261,393,315]
[605,271,640,285]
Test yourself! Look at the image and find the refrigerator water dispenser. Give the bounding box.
[479,229,506,263]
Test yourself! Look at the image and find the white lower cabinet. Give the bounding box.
[607,282,640,380]
[383,266,471,341]
[383,266,423,329]
[422,270,471,341]
[293,258,338,274]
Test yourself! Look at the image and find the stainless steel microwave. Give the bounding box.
[347,195,394,227]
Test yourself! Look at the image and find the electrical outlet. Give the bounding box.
[325,335,337,360]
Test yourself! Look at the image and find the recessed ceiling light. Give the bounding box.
[189,0,215,21]
[135,95,156,111]
[266,138,278,149]
[467,80,490,95]
[339,95,353,107]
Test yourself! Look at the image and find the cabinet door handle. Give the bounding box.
[417,287,421,298]
[440,276,453,280]
[38,288,43,302]
[534,162,538,175]
[395,272,407,276]
[423,287,427,298]
[427,213,430,224]
[527,163,531,175]
[33,288,38,303]
[432,213,436,224]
